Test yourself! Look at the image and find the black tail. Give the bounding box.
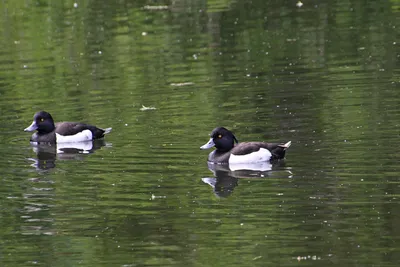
[270,141,291,160]
[92,127,112,139]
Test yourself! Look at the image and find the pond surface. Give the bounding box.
[0,0,399,266]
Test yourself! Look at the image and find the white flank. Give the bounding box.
[229,162,273,172]
[56,130,93,143]
[229,148,272,164]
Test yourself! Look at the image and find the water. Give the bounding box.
[0,0,399,266]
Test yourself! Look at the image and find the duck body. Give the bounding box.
[200,127,291,164]
[24,111,112,144]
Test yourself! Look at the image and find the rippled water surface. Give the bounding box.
[0,1,399,266]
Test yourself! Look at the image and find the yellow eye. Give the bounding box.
[218,134,222,138]
[40,118,44,122]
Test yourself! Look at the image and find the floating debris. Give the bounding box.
[295,255,321,261]
[151,194,166,200]
[170,82,194,87]
[143,5,169,11]
[296,1,303,7]
[140,105,157,111]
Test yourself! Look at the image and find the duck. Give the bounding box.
[200,127,291,164]
[24,111,112,144]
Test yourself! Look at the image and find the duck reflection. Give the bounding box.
[28,140,110,170]
[202,161,292,198]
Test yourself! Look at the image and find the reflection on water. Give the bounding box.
[27,140,111,171]
[0,0,398,266]
[22,140,111,237]
[21,180,55,237]
[202,161,293,197]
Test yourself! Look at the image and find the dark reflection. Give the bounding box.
[202,161,292,198]
[27,140,110,170]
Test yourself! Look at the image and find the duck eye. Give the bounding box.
[40,118,44,122]
[218,134,222,138]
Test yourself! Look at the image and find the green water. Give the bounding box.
[0,0,399,266]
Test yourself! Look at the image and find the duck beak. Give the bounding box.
[200,138,215,150]
[24,121,38,132]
